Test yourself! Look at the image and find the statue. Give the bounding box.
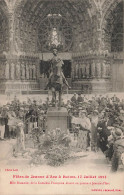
[96,61,102,78]
[5,61,10,79]
[75,64,79,79]
[45,47,70,108]
[0,63,5,79]
[26,63,30,80]
[16,62,20,80]
[102,61,106,78]
[91,62,96,78]
[33,64,36,79]
[85,62,90,78]
[10,63,15,80]
[29,65,32,80]
[82,63,86,78]
[21,62,25,80]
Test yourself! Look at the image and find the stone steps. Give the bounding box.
[22,89,83,95]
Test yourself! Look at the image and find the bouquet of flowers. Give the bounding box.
[31,128,71,166]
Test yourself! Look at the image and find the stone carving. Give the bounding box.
[91,62,96,78]
[26,63,30,80]
[75,64,79,79]
[21,62,25,80]
[32,64,36,79]
[5,61,10,79]
[102,61,106,78]
[85,62,90,78]
[16,62,20,79]
[10,63,15,80]
[96,62,102,78]
[78,64,82,79]
[14,38,20,53]
[106,63,111,77]
[82,63,86,78]
[29,65,33,80]
[0,63,5,79]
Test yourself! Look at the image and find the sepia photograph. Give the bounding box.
[0,0,124,194]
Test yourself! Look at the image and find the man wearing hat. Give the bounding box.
[0,114,5,140]
[119,110,124,122]
[1,106,9,139]
[111,128,124,172]
[77,92,83,104]
[71,93,77,104]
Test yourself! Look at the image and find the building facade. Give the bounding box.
[0,0,123,94]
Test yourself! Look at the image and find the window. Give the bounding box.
[38,13,73,52]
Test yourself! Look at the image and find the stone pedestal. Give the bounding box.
[47,107,68,133]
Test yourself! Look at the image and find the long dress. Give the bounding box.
[91,116,99,151]
[76,117,91,150]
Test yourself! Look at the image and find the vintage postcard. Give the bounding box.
[0,0,124,194]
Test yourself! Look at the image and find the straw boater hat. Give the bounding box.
[120,110,124,114]
[93,110,99,114]
[80,110,86,114]
[17,122,23,127]
[113,128,123,138]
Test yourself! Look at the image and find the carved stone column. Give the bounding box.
[10,62,15,80]
[32,63,34,80]
[26,62,30,80]
[91,61,96,78]
[29,64,33,80]
[78,63,82,79]
[82,62,86,78]
[106,62,111,78]
[96,61,102,78]
[101,60,106,78]
[85,61,90,78]
[21,62,25,80]
[5,61,10,79]
[15,61,21,80]
[0,61,5,80]
[75,63,79,79]
[8,12,15,53]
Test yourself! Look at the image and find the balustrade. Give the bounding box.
[72,59,111,80]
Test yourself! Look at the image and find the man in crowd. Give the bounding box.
[0,114,5,140]
[71,93,77,104]
[77,92,84,103]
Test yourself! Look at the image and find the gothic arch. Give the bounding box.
[0,0,9,53]
[102,0,122,20]
[13,0,95,53]
[101,0,123,52]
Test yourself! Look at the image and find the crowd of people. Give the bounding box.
[68,93,124,171]
[0,93,124,171]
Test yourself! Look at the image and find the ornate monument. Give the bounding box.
[45,46,70,108]
[46,46,70,133]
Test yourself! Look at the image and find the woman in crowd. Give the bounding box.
[90,110,99,152]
